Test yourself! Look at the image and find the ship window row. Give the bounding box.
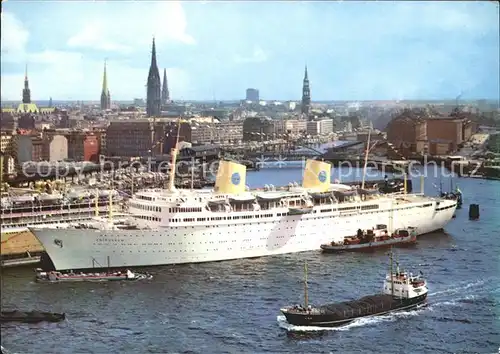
[422,203,432,207]
[339,206,357,211]
[131,202,161,212]
[169,213,278,223]
[169,207,203,213]
[360,205,379,211]
[137,195,154,201]
[137,215,161,222]
[436,205,454,211]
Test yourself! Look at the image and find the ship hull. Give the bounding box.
[31,198,457,270]
[320,235,416,252]
[282,293,427,327]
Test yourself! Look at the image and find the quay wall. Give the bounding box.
[1,230,44,256]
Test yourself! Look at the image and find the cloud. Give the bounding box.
[1,54,191,101]
[0,1,497,101]
[0,12,29,62]
[233,46,268,63]
[67,23,133,54]
[67,2,195,54]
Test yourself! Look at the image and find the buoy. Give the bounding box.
[469,204,480,220]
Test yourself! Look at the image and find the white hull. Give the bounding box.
[31,197,457,270]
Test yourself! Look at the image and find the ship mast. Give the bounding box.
[389,248,394,297]
[108,189,113,222]
[361,128,372,190]
[304,260,309,308]
[167,116,182,192]
[95,189,99,217]
[190,157,195,191]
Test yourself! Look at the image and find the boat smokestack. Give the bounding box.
[214,160,247,194]
[302,159,331,192]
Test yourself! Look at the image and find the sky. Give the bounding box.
[1,1,499,102]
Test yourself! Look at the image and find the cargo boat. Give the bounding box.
[320,225,417,252]
[35,268,152,283]
[280,251,427,328]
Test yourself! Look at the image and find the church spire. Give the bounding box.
[102,60,108,93]
[100,60,111,110]
[22,63,31,104]
[161,68,170,105]
[301,65,311,118]
[146,37,161,117]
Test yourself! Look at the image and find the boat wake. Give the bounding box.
[278,277,496,332]
[277,305,425,332]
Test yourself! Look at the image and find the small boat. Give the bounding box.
[320,226,417,252]
[35,268,153,283]
[0,310,66,323]
[280,251,428,328]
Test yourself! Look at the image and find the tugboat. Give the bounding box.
[320,225,417,252]
[280,251,428,327]
[35,268,152,283]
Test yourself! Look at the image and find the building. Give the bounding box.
[301,66,311,118]
[386,114,428,155]
[0,132,13,155]
[16,134,43,164]
[67,131,99,162]
[106,120,154,157]
[42,134,68,161]
[105,118,192,157]
[17,114,35,130]
[161,69,170,105]
[386,108,475,156]
[0,111,16,131]
[146,38,161,117]
[426,118,473,150]
[191,120,243,145]
[246,88,259,102]
[305,119,333,136]
[100,61,111,110]
[306,121,320,136]
[1,131,16,176]
[319,119,334,135]
[242,117,276,141]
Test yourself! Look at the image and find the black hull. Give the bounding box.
[282,293,427,328]
[0,311,66,323]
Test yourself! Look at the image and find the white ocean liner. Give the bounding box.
[30,157,457,271]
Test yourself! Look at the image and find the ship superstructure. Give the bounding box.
[31,159,457,270]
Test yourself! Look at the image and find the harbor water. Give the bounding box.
[1,166,499,353]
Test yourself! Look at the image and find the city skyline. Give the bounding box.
[1,1,499,101]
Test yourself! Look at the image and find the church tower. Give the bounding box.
[146,38,161,117]
[100,60,111,110]
[22,64,31,104]
[161,68,170,105]
[301,65,311,118]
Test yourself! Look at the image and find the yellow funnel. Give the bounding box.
[215,160,246,194]
[302,159,331,192]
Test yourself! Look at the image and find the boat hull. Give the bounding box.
[36,273,152,283]
[31,198,457,270]
[320,235,416,253]
[282,293,427,327]
[0,311,66,324]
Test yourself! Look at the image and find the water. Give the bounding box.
[1,167,499,353]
